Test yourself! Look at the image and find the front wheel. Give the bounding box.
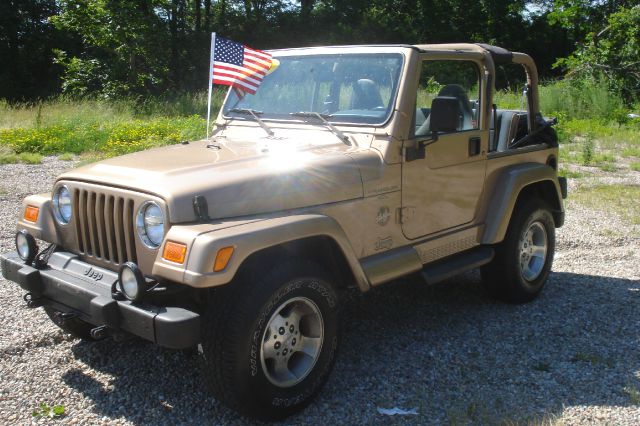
[199,259,340,420]
[482,199,556,303]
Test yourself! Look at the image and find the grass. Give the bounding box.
[0,90,225,159]
[571,185,640,225]
[631,162,640,171]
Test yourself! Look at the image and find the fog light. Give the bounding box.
[15,230,37,264]
[117,262,146,302]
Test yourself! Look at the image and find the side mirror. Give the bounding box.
[430,96,460,133]
[406,96,460,162]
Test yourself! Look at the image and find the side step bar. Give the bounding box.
[420,246,494,285]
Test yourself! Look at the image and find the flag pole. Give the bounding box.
[206,32,216,139]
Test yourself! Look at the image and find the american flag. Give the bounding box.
[212,36,272,94]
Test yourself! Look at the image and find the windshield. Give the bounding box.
[222,53,404,125]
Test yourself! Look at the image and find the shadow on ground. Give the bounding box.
[62,271,640,424]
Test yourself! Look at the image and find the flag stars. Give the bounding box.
[214,38,244,66]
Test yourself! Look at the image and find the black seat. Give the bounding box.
[351,79,384,110]
[416,84,473,135]
[490,110,528,152]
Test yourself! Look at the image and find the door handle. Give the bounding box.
[468,137,481,156]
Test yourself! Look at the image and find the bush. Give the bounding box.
[539,79,626,122]
[555,6,640,105]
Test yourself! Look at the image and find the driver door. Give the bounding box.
[401,58,488,240]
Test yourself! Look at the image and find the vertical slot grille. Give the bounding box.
[73,189,137,265]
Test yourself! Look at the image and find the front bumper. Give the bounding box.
[0,251,200,349]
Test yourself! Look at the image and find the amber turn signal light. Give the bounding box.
[214,246,235,272]
[24,206,39,223]
[163,241,187,264]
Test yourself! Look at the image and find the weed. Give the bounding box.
[501,413,565,426]
[533,362,551,372]
[623,386,640,405]
[76,152,106,167]
[601,228,622,237]
[0,155,17,164]
[17,152,43,164]
[1,152,43,164]
[570,352,614,367]
[58,153,75,161]
[558,168,586,179]
[32,402,65,419]
[582,136,594,165]
[599,162,617,172]
[623,147,640,158]
[630,162,640,171]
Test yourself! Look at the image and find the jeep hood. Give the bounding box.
[58,137,364,223]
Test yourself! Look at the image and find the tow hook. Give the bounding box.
[23,293,43,308]
[52,311,77,326]
[90,325,109,340]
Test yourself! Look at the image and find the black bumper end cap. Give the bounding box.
[17,264,44,295]
[155,308,201,349]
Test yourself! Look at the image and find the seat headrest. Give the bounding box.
[352,79,383,110]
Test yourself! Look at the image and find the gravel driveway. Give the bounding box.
[0,158,638,425]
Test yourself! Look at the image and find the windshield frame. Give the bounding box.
[220,51,406,127]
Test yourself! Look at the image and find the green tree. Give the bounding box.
[0,0,65,100]
[51,0,171,97]
[556,5,640,104]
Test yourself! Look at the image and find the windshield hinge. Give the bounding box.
[398,206,416,224]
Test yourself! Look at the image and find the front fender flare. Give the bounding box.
[152,214,370,291]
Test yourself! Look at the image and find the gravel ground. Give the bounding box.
[0,157,639,425]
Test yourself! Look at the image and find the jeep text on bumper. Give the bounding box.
[1,251,199,349]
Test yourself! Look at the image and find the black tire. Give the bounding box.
[43,306,99,340]
[481,198,555,303]
[199,258,340,420]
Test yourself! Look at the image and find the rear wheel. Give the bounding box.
[482,199,555,303]
[199,259,340,420]
[43,306,99,340]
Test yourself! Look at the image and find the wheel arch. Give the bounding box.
[481,163,564,245]
[234,235,361,291]
[174,214,371,292]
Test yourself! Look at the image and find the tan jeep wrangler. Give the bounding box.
[1,43,566,419]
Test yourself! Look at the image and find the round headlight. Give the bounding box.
[117,262,146,301]
[53,186,72,224]
[15,230,38,264]
[136,201,165,248]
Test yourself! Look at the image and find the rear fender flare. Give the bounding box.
[481,163,563,244]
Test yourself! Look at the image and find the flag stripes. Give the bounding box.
[210,36,272,95]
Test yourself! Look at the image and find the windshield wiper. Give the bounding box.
[230,108,275,137]
[290,111,352,146]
